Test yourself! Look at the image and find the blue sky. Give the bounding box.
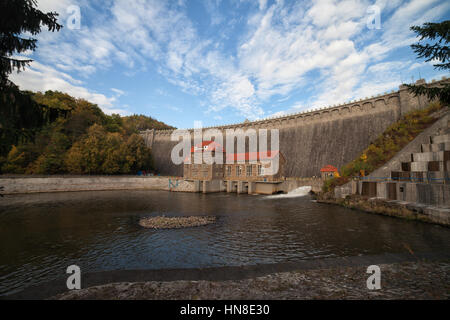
[10,0,450,129]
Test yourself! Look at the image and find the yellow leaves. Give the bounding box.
[1,146,26,174]
[62,124,153,174]
[331,101,441,191]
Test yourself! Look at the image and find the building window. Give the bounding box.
[246,165,252,176]
[258,165,263,176]
[226,166,231,176]
[237,166,242,176]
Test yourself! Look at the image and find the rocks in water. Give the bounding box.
[139,216,216,229]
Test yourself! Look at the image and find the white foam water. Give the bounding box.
[263,186,312,199]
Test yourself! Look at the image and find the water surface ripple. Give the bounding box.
[1,190,449,296]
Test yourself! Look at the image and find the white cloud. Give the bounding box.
[258,0,268,11]
[21,0,450,123]
[242,0,449,114]
[111,88,125,97]
[9,60,128,115]
[36,0,74,16]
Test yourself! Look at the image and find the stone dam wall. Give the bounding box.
[142,78,448,178]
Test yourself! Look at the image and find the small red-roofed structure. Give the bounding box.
[320,165,339,179]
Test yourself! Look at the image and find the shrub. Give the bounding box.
[323,101,445,192]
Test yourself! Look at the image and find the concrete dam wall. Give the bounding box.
[142,79,447,178]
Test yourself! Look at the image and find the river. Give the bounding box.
[1,190,449,296]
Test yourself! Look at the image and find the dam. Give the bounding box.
[141,78,448,178]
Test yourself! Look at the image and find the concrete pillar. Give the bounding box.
[237,181,245,194]
[248,182,255,194]
[226,181,233,193]
[376,182,387,199]
[202,180,208,194]
[194,180,201,193]
[351,180,358,194]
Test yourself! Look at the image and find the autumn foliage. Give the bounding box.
[322,101,445,192]
[0,91,173,175]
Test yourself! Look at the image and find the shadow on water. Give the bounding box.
[1,190,450,296]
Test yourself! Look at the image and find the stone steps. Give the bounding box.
[432,134,450,144]
[436,127,450,135]
[421,142,450,152]
[412,151,450,162]
[410,161,447,172]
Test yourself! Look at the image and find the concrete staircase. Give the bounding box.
[390,121,450,185]
[361,118,450,208]
[335,111,450,225]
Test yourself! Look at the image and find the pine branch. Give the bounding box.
[0,56,33,76]
[0,34,37,56]
[410,21,450,43]
[408,20,450,104]
[433,62,450,70]
[411,43,449,63]
[0,0,62,83]
[406,83,450,104]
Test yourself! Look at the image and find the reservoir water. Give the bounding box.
[1,190,450,296]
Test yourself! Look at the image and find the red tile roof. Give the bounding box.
[191,141,224,153]
[225,150,279,162]
[320,165,338,172]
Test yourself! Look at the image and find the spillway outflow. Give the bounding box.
[263,186,312,199]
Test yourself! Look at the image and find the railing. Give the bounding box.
[359,176,449,183]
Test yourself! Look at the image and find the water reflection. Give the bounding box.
[0,190,449,296]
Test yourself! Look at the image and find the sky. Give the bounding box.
[9,0,450,129]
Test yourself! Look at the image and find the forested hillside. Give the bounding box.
[0,90,174,175]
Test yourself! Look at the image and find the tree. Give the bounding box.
[0,88,66,156]
[0,1,63,157]
[407,21,450,104]
[0,0,62,85]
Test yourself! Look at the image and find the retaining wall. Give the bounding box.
[0,176,195,195]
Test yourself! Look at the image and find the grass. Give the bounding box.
[322,101,445,193]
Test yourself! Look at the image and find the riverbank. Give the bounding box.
[316,193,450,227]
[52,260,450,300]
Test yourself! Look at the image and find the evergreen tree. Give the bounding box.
[0,0,62,85]
[0,0,63,157]
[407,21,450,104]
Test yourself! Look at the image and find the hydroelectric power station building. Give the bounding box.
[183,141,287,194]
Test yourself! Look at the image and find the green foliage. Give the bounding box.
[1,91,168,175]
[0,84,68,156]
[0,0,64,154]
[407,20,450,103]
[410,21,449,70]
[122,114,175,134]
[322,176,350,193]
[2,146,27,174]
[0,2,163,176]
[0,0,62,84]
[63,125,154,175]
[322,102,445,192]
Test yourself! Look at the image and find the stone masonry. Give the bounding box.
[142,78,449,178]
